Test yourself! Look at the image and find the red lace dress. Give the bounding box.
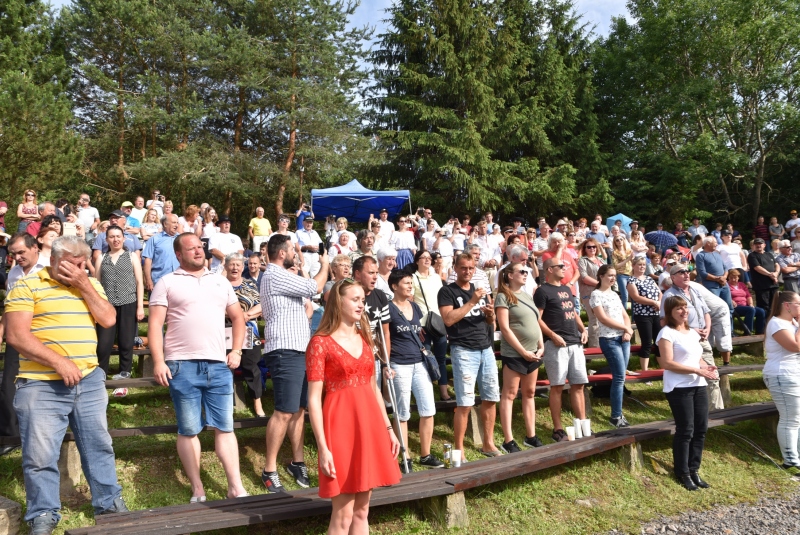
[306,335,401,498]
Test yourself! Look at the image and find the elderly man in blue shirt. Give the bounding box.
[142,214,181,292]
[694,236,733,328]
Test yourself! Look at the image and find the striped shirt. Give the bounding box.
[260,263,319,353]
[5,269,106,380]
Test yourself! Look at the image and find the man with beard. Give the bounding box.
[259,234,329,493]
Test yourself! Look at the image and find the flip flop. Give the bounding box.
[112,388,128,397]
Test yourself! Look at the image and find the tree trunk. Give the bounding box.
[224,189,232,215]
[275,120,295,217]
[234,86,245,152]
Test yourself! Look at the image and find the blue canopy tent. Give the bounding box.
[310,180,412,223]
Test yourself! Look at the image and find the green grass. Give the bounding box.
[1,348,797,534]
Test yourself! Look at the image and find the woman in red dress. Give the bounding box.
[307,279,401,534]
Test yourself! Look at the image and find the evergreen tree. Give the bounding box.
[0,0,82,215]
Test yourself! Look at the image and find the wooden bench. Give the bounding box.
[63,401,779,534]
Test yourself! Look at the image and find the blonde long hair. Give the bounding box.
[314,280,376,354]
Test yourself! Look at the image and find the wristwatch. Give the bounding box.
[230,349,242,357]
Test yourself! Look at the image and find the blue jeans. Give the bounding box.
[616,274,630,307]
[14,368,122,522]
[763,374,800,466]
[425,333,449,387]
[733,305,766,335]
[599,336,630,418]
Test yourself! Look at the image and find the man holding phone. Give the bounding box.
[438,253,501,457]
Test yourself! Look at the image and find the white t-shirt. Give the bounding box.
[422,231,438,251]
[436,235,454,257]
[77,206,100,231]
[785,218,800,238]
[764,317,800,376]
[655,327,708,393]
[717,243,744,270]
[208,232,243,270]
[130,207,147,224]
[146,199,164,218]
[589,289,627,338]
[451,233,466,252]
[378,220,395,240]
[201,223,219,239]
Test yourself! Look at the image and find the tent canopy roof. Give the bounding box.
[310,180,411,223]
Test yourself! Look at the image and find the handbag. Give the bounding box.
[415,274,447,338]
[390,301,441,382]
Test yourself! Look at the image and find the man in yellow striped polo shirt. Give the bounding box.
[5,235,128,534]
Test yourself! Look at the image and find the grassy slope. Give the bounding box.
[1,351,797,534]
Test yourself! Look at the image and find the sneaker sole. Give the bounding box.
[500,446,520,454]
[287,466,310,488]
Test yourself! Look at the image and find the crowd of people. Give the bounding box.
[2,189,800,532]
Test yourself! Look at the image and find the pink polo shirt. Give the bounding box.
[149,268,238,361]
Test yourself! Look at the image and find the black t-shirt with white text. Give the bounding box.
[437,282,491,350]
[533,283,581,345]
[388,301,425,365]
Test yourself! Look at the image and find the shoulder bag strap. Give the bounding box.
[512,295,539,321]
[414,274,431,309]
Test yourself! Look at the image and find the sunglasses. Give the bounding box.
[550,264,565,269]
[512,270,528,276]
[585,245,597,250]
[399,220,407,223]
[673,269,690,275]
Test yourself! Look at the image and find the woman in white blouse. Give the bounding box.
[656,295,718,491]
[763,291,800,469]
[590,265,633,428]
[390,216,417,270]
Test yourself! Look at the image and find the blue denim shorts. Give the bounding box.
[450,345,500,407]
[166,360,234,435]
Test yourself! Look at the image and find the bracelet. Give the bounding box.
[386,425,393,430]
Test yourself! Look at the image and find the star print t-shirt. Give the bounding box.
[437,282,491,350]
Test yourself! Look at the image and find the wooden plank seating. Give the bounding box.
[64,401,779,535]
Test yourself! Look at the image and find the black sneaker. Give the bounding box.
[419,454,445,468]
[609,415,630,428]
[524,435,543,448]
[99,496,129,515]
[501,440,522,453]
[552,429,568,442]
[261,470,287,493]
[286,462,310,488]
[28,512,58,535]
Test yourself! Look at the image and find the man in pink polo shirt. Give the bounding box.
[148,233,249,502]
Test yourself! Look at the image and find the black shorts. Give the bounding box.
[501,355,542,376]
[264,349,308,413]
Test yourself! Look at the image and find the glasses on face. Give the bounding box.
[568,233,575,237]
[512,270,528,276]
[674,269,690,275]
[26,193,35,197]
[550,264,565,270]
[585,245,597,250]
[787,301,800,308]
[399,220,407,223]
[419,256,431,261]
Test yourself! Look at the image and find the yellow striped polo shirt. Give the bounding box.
[5,269,106,381]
